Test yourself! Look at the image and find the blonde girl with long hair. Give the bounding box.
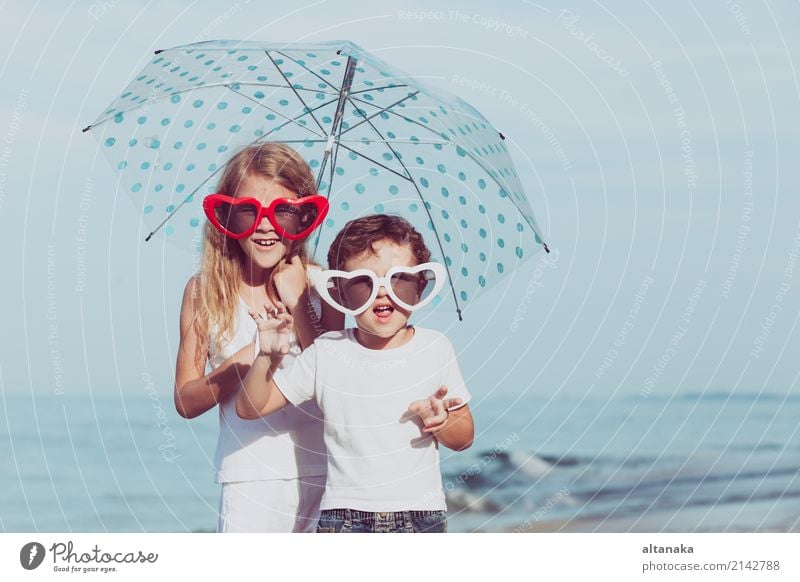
[174,143,339,532]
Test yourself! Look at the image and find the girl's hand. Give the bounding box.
[408,386,463,434]
[273,255,308,308]
[249,301,294,356]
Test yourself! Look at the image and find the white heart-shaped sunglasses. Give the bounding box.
[308,262,447,316]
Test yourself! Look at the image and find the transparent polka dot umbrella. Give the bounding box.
[85,40,549,319]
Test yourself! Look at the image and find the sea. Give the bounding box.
[1,391,798,533]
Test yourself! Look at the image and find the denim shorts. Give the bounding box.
[317,508,447,533]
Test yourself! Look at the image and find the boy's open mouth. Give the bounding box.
[373,304,394,319]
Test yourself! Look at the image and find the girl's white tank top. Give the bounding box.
[208,295,327,482]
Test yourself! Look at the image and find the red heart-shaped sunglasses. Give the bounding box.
[203,194,329,241]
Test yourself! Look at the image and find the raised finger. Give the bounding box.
[408,400,425,415]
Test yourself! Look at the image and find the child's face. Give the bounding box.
[235,173,293,270]
[344,239,418,338]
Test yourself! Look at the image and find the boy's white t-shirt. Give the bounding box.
[272,326,470,512]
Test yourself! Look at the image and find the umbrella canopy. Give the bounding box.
[85,39,549,318]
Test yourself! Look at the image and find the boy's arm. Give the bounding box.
[236,352,290,419]
[237,304,317,419]
[408,386,474,451]
[429,405,474,451]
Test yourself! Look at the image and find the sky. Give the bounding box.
[1,0,799,404]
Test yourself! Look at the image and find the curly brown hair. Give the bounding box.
[327,214,431,271]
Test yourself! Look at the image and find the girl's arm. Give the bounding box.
[275,257,344,349]
[320,301,345,334]
[174,277,255,419]
[290,290,345,348]
[283,287,322,350]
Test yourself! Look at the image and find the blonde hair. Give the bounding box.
[195,143,318,358]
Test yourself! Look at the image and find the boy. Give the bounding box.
[237,214,473,533]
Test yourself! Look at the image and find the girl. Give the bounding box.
[174,143,339,532]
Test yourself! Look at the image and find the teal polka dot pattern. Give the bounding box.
[90,40,547,314]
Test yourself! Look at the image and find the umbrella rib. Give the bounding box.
[270,51,410,98]
[228,81,340,94]
[348,84,410,96]
[344,95,414,179]
[265,51,326,135]
[143,100,339,242]
[273,49,412,99]
[333,142,413,182]
[347,96,547,244]
[275,49,342,94]
[85,81,334,133]
[84,70,406,132]
[349,93,449,141]
[337,91,420,137]
[344,95,462,320]
[283,137,448,145]
[402,168,463,321]
[144,178,221,243]
[226,86,327,139]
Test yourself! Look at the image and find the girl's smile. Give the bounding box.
[235,174,295,270]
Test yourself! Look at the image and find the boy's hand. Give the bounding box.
[273,255,308,308]
[249,301,294,356]
[408,385,463,434]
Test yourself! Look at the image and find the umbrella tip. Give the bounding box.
[145,232,153,242]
